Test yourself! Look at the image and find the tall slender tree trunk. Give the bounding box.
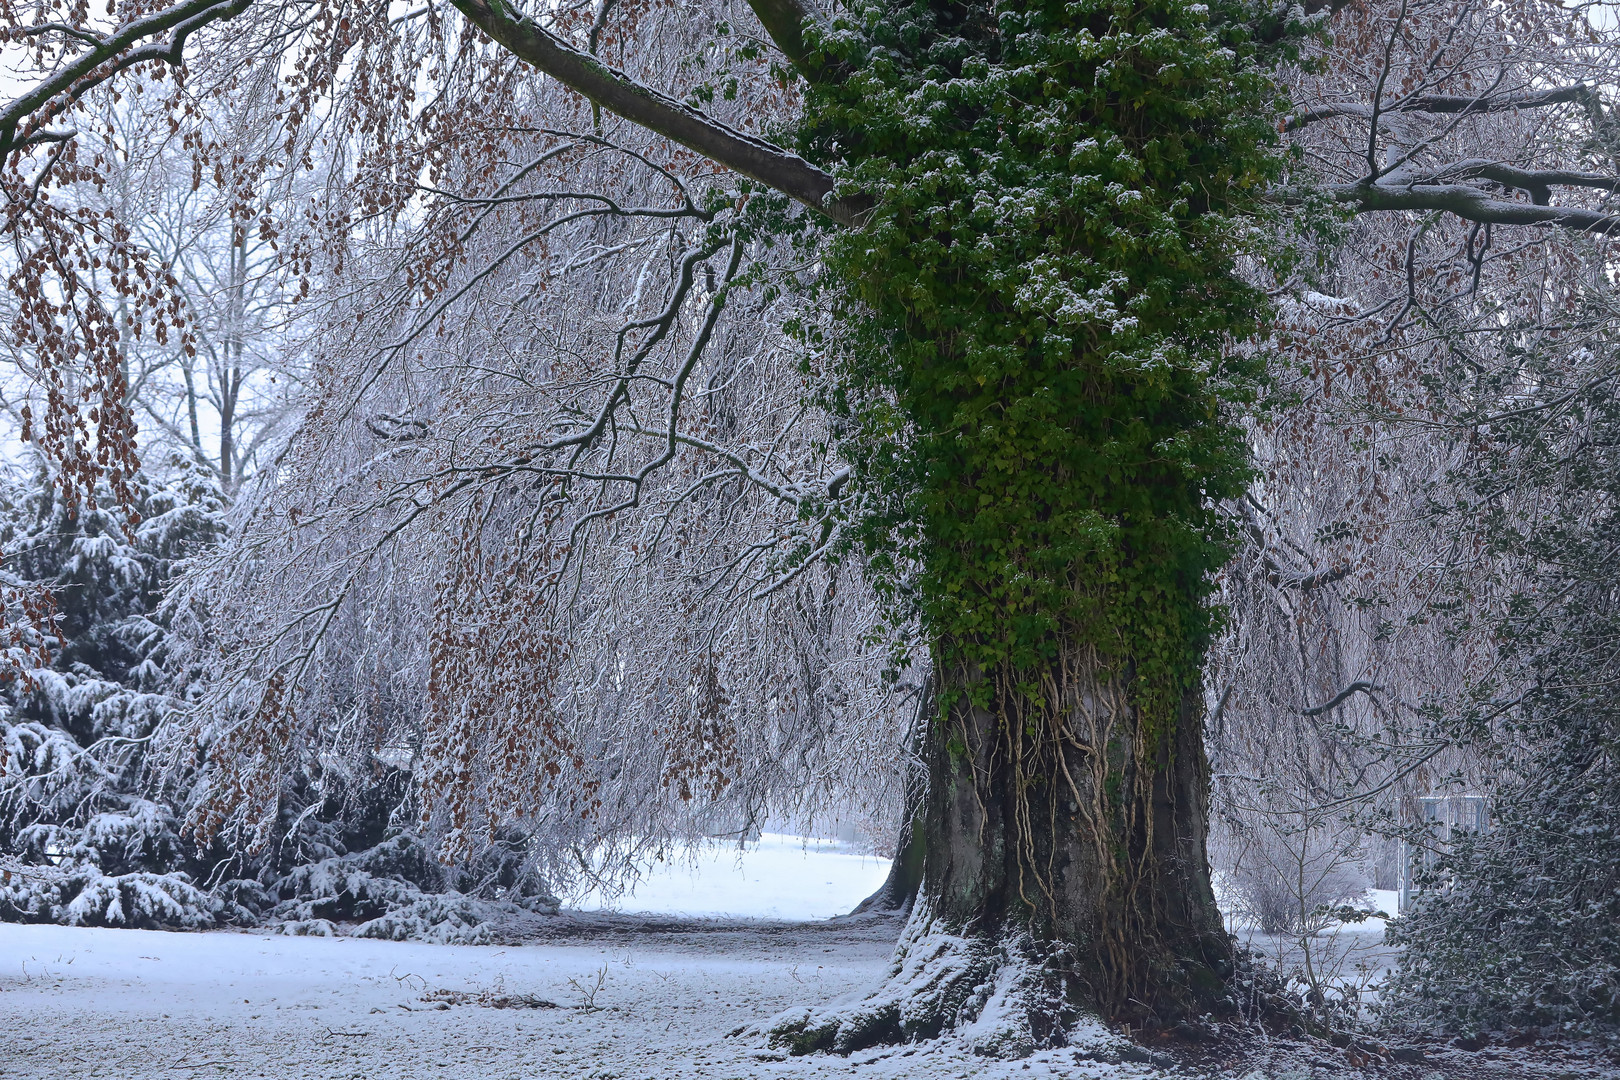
[182,358,203,453]
[219,231,247,490]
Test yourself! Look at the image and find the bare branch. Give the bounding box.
[1284,83,1598,132]
[1332,181,1620,235]
[447,0,869,225]
[1301,681,1380,717]
[1389,158,1620,203]
[0,0,254,159]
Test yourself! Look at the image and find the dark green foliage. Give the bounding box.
[0,461,559,935]
[1387,310,1620,1038]
[795,0,1288,725]
[0,459,233,927]
[2,457,226,716]
[1388,524,1620,1035]
[1387,772,1620,1035]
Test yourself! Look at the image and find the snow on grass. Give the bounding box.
[0,835,1175,1080]
[4,887,1604,1078]
[569,833,893,921]
[0,839,1132,1080]
[0,915,1170,1080]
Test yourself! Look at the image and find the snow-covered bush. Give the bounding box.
[1385,327,1620,1041]
[0,459,226,927]
[0,461,555,939]
[268,830,555,943]
[1387,588,1620,1038]
[1386,774,1620,1035]
[60,869,224,929]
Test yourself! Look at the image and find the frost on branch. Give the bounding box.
[174,91,912,908]
[0,460,559,941]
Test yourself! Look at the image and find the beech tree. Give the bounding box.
[1206,0,1620,1024]
[437,0,1620,1043]
[5,0,1620,1055]
[0,0,252,512]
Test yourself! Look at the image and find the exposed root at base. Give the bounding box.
[765,901,1154,1062]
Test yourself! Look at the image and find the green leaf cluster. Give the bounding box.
[795,0,1289,734]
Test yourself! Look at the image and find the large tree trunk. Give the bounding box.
[773,646,1233,1056]
[921,652,1231,1024]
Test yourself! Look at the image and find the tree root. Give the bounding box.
[766,899,1144,1060]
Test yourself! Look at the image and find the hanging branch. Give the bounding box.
[0,0,254,159]
[445,0,870,225]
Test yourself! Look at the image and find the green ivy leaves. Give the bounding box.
[798,0,1288,734]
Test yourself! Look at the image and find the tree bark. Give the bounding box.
[920,649,1231,1026]
[1330,181,1620,234]
[854,815,925,914]
[740,0,817,70]
[772,649,1234,1054]
[851,676,931,916]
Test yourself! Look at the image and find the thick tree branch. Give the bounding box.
[1302,681,1380,717]
[1398,159,1620,201]
[0,0,253,159]
[1284,84,1596,132]
[741,0,815,69]
[1287,563,1352,591]
[1366,159,1619,209]
[448,0,868,225]
[1332,180,1620,235]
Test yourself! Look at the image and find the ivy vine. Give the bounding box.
[792,0,1296,743]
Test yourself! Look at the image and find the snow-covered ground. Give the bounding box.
[1224,888,1403,1006]
[0,835,910,1080]
[2,861,1610,1080]
[0,915,895,1080]
[0,837,1141,1080]
[571,834,893,921]
[0,912,1199,1080]
[0,834,1196,1080]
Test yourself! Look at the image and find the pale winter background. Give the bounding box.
[0,850,1599,1080]
[1,0,1619,1069]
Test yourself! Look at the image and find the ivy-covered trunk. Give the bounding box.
[922,658,1230,1025]
[774,656,1234,1054]
[773,0,1293,1052]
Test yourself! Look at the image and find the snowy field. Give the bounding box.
[0,836,922,1080]
[1,854,1611,1080]
[0,915,910,1080]
[571,834,893,921]
[0,837,1169,1080]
